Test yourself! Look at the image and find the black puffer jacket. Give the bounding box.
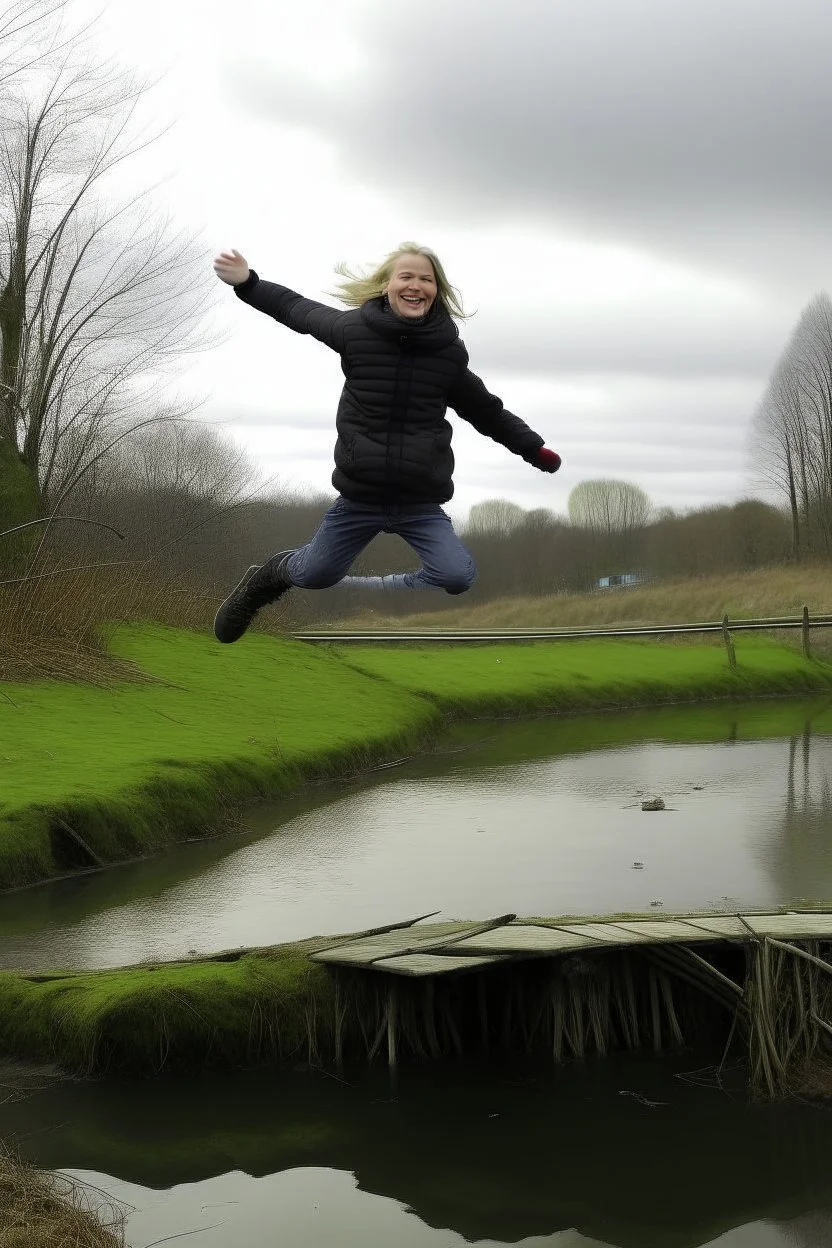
[234,271,545,504]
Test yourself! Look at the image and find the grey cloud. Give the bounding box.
[461,306,789,380]
[228,0,832,292]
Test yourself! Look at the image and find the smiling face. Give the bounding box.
[384,253,438,319]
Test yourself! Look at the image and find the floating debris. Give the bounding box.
[618,1090,669,1108]
[641,797,666,811]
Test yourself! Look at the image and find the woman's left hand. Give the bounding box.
[534,448,561,473]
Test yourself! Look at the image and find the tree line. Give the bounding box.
[56,437,792,622]
[0,2,826,635]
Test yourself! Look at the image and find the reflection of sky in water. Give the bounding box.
[1,736,832,970]
[66,1168,606,1248]
[62,1168,832,1248]
[4,1048,832,1248]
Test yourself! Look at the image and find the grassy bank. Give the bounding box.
[0,625,437,890]
[2,625,832,891]
[337,634,831,715]
[0,949,330,1076]
[0,1146,123,1247]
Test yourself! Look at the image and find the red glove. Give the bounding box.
[534,447,561,473]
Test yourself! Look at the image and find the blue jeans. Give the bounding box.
[284,498,476,594]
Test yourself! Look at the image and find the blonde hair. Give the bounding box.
[332,242,468,320]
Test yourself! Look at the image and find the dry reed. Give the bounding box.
[0,1145,125,1247]
[0,561,214,682]
[339,564,832,633]
[322,938,831,1099]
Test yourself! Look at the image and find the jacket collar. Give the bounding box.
[360,296,459,349]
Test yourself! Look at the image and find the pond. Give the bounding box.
[1,697,831,970]
[2,696,832,1246]
[1,1051,832,1248]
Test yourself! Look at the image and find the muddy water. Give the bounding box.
[1,1053,832,1248]
[1,698,831,970]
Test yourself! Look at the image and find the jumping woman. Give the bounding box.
[212,243,561,643]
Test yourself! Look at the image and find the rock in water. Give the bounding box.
[641,797,666,812]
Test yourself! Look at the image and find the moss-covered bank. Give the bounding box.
[1,916,830,1097]
[2,625,832,891]
[0,948,331,1076]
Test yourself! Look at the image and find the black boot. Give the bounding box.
[213,550,295,644]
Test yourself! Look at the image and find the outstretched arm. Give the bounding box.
[214,249,349,354]
[447,368,561,471]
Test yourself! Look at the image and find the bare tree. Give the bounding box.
[566,478,651,580]
[754,293,832,559]
[0,4,214,556]
[0,1,65,90]
[63,421,261,575]
[568,479,651,534]
[466,498,526,537]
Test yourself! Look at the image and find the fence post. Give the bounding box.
[802,605,811,659]
[722,613,737,670]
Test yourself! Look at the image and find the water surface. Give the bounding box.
[1,699,831,970]
[2,1053,831,1248]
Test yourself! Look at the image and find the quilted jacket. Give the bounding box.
[234,271,545,504]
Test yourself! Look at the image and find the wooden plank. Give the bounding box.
[310,911,443,955]
[311,924,463,966]
[744,914,832,939]
[559,923,657,946]
[611,920,720,942]
[370,953,509,977]
[310,911,832,972]
[680,916,755,939]
[452,925,600,955]
[366,914,516,963]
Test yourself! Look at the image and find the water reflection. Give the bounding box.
[760,729,832,905]
[2,1055,832,1248]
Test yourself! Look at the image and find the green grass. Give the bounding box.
[0,952,330,1076]
[336,634,832,715]
[1,625,832,891]
[0,625,437,889]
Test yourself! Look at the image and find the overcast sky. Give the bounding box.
[87,0,832,521]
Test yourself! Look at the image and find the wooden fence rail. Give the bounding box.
[294,608,832,662]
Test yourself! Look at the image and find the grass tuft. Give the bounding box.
[0,1144,125,1246]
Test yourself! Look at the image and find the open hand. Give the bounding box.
[213,249,251,286]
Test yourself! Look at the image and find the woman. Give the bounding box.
[212,243,561,643]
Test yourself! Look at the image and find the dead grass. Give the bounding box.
[0,1146,125,1247]
[0,562,214,683]
[339,564,832,631]
[787,1057,832,1099]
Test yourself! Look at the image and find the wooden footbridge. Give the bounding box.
[310,910,832,1094]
